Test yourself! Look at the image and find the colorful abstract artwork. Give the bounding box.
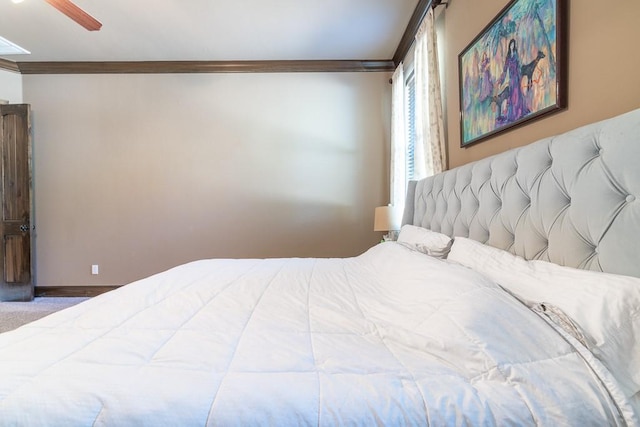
[458,0,566,147]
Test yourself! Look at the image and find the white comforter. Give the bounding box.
[0,243,633,426]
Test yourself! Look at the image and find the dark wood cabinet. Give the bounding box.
[0,104,34,301]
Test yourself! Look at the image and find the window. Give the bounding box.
[404,71,417,184]
[391,10,446,211]
[390,59,418,209]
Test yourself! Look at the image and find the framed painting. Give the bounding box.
[458,0,567,147]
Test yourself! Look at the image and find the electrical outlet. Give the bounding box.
[91,264,99,275]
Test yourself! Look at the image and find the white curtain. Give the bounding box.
[414,8,447,177]
[390,63,406,208]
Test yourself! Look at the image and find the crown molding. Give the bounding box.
[3,59,394,75]
[0,58,20,73]
[393,0,433,66]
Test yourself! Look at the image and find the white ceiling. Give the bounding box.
[0,0,419,62]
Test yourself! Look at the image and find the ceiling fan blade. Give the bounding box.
[43,0,102,31]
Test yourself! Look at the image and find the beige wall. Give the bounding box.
[24,72,391,286]
[441,0,640,168]
[0,69,22,103]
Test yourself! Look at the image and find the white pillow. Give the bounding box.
[448,237,640,398]
[396,225,452,258]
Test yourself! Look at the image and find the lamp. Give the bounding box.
[374,205,402,241]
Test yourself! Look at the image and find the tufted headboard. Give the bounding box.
[403,108,640,278]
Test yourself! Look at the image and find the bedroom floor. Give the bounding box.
[0,297,89,333]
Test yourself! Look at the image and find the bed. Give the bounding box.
[0,109,639,426]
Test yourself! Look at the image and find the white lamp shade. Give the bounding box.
[374,205,402,232]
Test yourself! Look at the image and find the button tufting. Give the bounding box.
[627,195,636,203]
[598,148,604,155]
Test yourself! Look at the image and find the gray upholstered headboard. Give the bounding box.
[403,108,640,278]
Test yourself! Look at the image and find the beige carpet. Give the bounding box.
[0,297,89,333]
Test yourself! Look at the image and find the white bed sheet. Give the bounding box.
[0,243,633,426]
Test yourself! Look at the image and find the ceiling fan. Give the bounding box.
[14,0,102,31]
